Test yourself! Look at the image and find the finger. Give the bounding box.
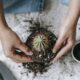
[11,59,21,63]
[52,42,73,63]
[17,43,33,56]
[12,58,32,63]
[8,52,33,63]
[53,37,65,53]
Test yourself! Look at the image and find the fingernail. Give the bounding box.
[53,49,56,53]
[26,51,33,55]
[16,49,21,52]
[29,51,33,55]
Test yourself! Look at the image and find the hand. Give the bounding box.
[52,0,80,62]
[52,24,76,63]
[0,24,33,63]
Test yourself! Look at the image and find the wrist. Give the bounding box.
[63,14,79,29]
[0,15,9,30]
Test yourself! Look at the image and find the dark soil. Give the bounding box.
[16,20,57,76]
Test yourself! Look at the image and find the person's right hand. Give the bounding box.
[0,23,33,63]
[52,0,80,62]
[52,23,76,63]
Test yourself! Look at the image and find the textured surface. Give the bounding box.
[0,0,80,80]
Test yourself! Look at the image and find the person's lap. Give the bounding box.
[3,0,45,13]
[61,0,69,5]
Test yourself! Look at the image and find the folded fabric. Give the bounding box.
[3,0,45,13]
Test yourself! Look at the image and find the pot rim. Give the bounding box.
[71,40,80,63]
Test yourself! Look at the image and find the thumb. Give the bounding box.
[17,43,33,56]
